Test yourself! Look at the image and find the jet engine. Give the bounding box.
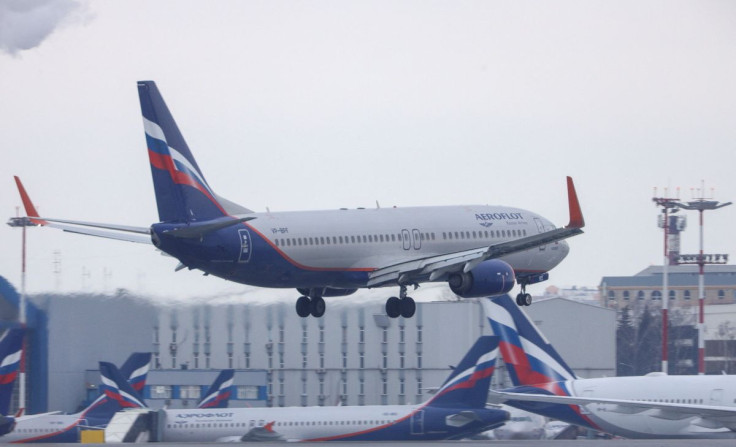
[448,259,515,298]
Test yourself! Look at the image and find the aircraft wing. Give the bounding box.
[367,177,584,288]
[13,176,152,244]
[488,390,736,431]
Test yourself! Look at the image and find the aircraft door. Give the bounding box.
[410,410,424,435]
[402,229,411,250]
[412,229,421,250]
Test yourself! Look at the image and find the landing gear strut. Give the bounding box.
[385,285,416,318]
[516,284,532,307]
[296,290,326,318]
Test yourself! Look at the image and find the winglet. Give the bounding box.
[13,176,46,225]
[565,176,584,229]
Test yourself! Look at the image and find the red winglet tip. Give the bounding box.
[264,421,275,432]
[566,176,585,229]
[14,176,45,225]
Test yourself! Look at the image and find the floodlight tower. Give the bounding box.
[6,209,37,413]
[674,183,731,375]
[652,189,681,373]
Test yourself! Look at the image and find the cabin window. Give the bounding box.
[379,235,384,242]
[309,237,314,245]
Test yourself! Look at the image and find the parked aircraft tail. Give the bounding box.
[98,362,147,411]
[0,328,24,416]
[137,81,251,223]
[425,336,499,409]
[482,295,577,387]
[198,369,235,409]
[118,352,152,395]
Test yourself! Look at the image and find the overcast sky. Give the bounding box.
[2,1,735,302]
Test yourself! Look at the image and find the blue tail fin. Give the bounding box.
[138,81,249,223]
[198,369,235,409]
[0,328,24,415]
[98,362,147,409]
[118,352,152,395]
[426,336,499,409]
[482,295,577,386]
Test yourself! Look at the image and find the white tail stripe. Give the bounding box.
[129,364,150,381]
[0,350,21,368]
[143,117,213,195]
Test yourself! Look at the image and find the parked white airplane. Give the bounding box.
[14,81,585,318]
[105,337,508,442]
[484,295,736,439]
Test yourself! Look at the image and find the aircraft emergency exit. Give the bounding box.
[14,81,585,318]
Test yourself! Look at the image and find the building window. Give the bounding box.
[179,385,201,400]
[718,290,725,300]
[684,290,691,300]
[637,291,645,300]
[150,385,172,399]
[651,290,661,300]
[623,291,630,301]
[669,290,676,300]
[607,290,615,300]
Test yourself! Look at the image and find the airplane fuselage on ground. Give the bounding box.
[161,404,505,442]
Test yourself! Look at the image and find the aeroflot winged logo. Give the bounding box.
[0,348,21,385]
[143,117,218,204]
[99,362,146,408]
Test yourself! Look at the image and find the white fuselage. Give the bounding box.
[561,374,736,438]
[160,402,502,442]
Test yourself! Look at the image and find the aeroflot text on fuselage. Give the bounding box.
[475,213,525,221]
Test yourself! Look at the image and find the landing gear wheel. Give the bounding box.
[523,293,532,306]
[386,296,401,318]
[400,297,416,318]
[296,296,311,318]
[516,293,532,306]
[310,296,326,318]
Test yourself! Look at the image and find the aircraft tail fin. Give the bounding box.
[198,369,235,409]
[425,336,499,409]
[97,362,147,412]
[0,328,24,416]
[118,352,152,395]
[482,295,577,386]
[137,81,251,223]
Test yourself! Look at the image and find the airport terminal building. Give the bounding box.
[0,276,615,415]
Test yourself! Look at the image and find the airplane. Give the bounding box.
[13,80,585,319]
[196,369,234,409]
[0,328,25,436]
[483,295,736,439]
[109,336,508,442]
[1,353,151,443]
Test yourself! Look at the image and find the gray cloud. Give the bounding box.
[0,0,87,55]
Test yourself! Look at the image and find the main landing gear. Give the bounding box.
[385,285,416,319]
[296,293,326,318]
[516,284,532,306]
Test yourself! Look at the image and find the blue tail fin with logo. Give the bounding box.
[425,336,499,409]
[198,369,235,409]
[0,328,24,415]
[137,81,250,223]
[482,295,577,386]
[119,352,152,395]
[98,362,147,410]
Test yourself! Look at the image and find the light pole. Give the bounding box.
[6,211,37,412]
[675,189,731,375]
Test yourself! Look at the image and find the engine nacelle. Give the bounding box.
[448,259,516,298]
[296,287,358,297]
